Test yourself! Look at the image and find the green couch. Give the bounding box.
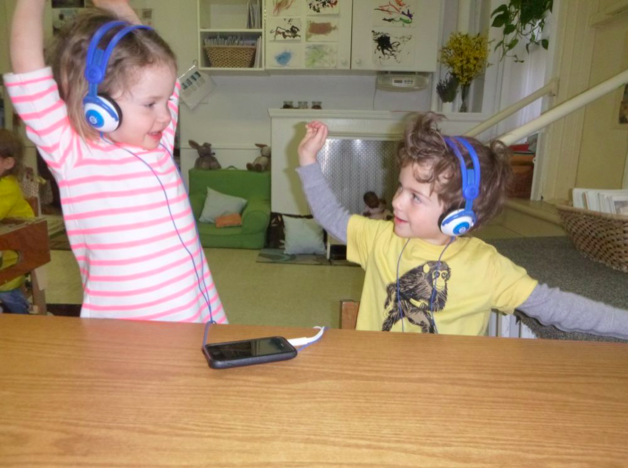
[189,168,271,249]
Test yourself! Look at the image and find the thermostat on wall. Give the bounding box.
[376,73,430,92]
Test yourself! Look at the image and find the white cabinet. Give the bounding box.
[197,0,264,71]
[351,0,442,72]
[264,0,352,70]
[196,0,442,72]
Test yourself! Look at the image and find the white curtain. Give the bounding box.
[496,15,553,139]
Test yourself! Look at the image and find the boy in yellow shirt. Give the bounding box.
[0,129,35,314]
[296,113,628,338]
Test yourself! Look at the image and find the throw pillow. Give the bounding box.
[215,213,242,228]
[283,216,326,255]
[199,187,247,223]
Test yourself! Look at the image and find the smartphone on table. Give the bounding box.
[203,336,297,369]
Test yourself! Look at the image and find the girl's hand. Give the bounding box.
[297,121,328,166]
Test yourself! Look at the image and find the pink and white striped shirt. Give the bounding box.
[4,67,226,323]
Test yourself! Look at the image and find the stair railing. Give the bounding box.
[464,78,559,139]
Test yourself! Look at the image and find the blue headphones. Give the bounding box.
[440,136,481,237]
[84,21,152,132]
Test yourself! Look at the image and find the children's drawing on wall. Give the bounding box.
[307,0,340,15]
[618,84,628,127]
[306,19,339,42]
[268,44,301,68]
[305,44,338,68]
[268,18,302,41]
[52,9,79,36]
[372,0,417,27]
[372,30,414,66]
[272,0,301,16]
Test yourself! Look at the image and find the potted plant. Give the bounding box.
[491,0,553,62]
[439,32,490,112]
[436,75,459,113]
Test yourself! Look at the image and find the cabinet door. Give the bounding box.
[265,0,352,70]
[351,0,442,71]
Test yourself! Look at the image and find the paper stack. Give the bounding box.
[572,188,628,215]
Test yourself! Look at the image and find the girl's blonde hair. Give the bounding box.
[48,8,177,141]
[0,128,25,179]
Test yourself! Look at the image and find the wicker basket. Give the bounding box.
[204,45,256,68]
[556,204,628,272]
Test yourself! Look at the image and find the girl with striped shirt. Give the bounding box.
[4,0,227,323]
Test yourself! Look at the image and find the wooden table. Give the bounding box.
[1,315,628,467]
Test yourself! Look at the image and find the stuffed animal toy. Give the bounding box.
[362,191,392,220]
[247,143,271,172]
[190,140,221,170]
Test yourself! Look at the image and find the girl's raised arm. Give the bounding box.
[10,0,46,74]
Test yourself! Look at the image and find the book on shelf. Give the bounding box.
[253,36,262,68]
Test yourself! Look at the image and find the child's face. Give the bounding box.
[107,63,177,150]
[0,156,15,177]
[392,163,451,245]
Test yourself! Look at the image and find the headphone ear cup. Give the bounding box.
[84,95,122,133]
[440,209,475,237]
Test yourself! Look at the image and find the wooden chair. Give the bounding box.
[0,216,50,315]
[340,300,360,330]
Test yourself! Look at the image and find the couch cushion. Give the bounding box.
[199,187,247,223]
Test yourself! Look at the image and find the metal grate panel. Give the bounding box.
[317,139,400,214]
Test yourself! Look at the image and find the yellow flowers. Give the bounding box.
[439,33,490,86]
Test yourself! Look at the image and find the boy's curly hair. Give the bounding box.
[47,8,177,141]
[0,129,25,179]
[397,112,513,232]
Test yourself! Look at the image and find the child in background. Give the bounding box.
[4,0,226,323]
[0,129,35,314]
[296,115,628,338]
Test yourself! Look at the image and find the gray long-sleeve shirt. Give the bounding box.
[296,162,628,340]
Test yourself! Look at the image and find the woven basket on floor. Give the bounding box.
[204,45,256,68]
[556,204,628,273]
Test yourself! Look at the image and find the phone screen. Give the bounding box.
[206,337,292,361]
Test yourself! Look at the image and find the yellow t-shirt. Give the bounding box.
[0,175,35,292]
[347,215,538,335]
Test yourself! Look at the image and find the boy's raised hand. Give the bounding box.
[298,121,329,166]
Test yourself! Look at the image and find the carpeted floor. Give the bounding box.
[45,214,71,251]
[256,248,358,267]
[49,230,71,251]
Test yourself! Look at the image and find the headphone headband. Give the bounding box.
[440,136,481,236]
[444,136,481,211]
[85,21,152,90]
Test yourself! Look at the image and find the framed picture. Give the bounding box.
[52,0,84,8]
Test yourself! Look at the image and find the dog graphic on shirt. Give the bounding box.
[382,261,451,333]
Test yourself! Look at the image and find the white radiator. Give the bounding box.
[488,311,537,339]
